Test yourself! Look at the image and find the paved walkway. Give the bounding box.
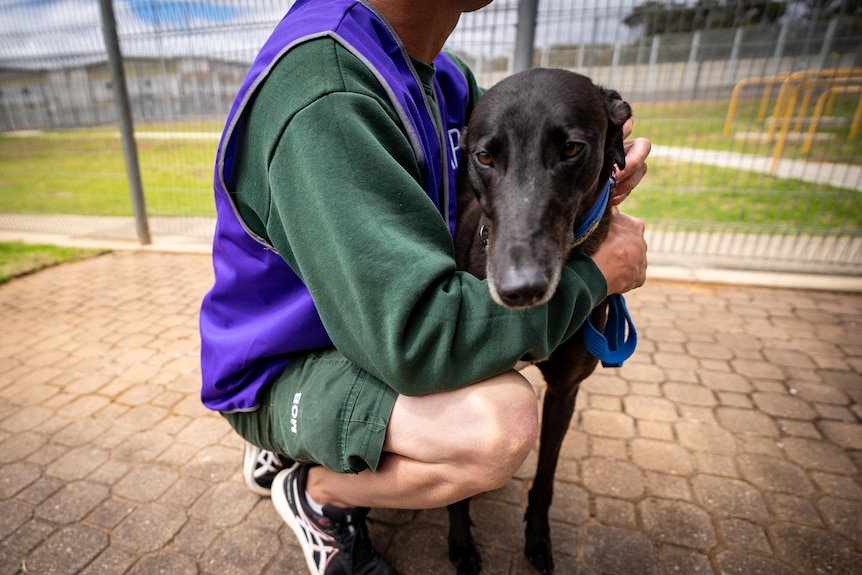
[1,250,861,575]
[649,146,862,191]
[3,219,862,288]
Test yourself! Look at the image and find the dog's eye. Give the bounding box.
[561,142,584,159]
[475,151,494,167]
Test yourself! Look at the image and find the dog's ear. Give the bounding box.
[600,87,632,170]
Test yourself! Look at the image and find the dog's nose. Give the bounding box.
[496,269,549,308]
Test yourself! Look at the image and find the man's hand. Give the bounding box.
[591,206,647,296]
[612,118,650,205]
[591,117,650,296]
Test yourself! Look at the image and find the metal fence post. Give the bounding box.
[513,0,538,73]
[769,21,789,77]
[609,42,622,87]
[725,27,744,85]
[98,0,151,245]
[819,17,840,69]
[646,35,660,92]
[685,30,702,88]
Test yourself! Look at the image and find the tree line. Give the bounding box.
[623,0,861,36]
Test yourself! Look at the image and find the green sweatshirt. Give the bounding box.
[228,38,608,396]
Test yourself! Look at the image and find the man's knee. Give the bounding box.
[461,371,538,491]
[383,369,538,499]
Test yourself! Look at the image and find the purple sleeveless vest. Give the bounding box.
[199,0,470,412]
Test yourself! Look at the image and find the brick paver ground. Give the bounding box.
[0,250,860,574]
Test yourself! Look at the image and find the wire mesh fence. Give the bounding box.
[0,0,860,274]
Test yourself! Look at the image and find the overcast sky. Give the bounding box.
[0,0,642,67]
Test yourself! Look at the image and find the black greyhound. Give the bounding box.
[451,68,633,574]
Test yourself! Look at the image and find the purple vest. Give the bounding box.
[199,0,470,412]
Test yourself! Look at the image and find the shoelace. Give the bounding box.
[254,450,282,477]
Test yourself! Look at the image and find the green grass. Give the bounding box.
[0,130,216,216]
[628,158,860,233]
[0,100,859,234]
[631,98,862,164]
[0,241,107,284]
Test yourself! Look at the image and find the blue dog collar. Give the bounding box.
[570,177,613,249]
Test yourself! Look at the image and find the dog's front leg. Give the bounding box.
[527,308,605,573]
[447,498,482,574]
[523,377,580,574]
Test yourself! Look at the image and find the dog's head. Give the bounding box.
[458,68,631,309]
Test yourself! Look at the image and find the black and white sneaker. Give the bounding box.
[272,464,394,575]
[243,442,294,496]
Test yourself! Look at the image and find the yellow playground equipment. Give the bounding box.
[722,68,862,174]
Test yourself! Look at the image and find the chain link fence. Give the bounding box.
[0,0,860,274]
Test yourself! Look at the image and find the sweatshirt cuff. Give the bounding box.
[565,253,608,305]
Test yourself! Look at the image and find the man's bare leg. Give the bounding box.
[306,369,539,509]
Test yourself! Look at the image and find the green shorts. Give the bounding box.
[221,348,398,474]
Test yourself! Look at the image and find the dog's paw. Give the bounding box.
[524,531,554,574]
[448,537,483,575]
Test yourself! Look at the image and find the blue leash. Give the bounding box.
[583,293,637,368]
[575,177,638,368]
